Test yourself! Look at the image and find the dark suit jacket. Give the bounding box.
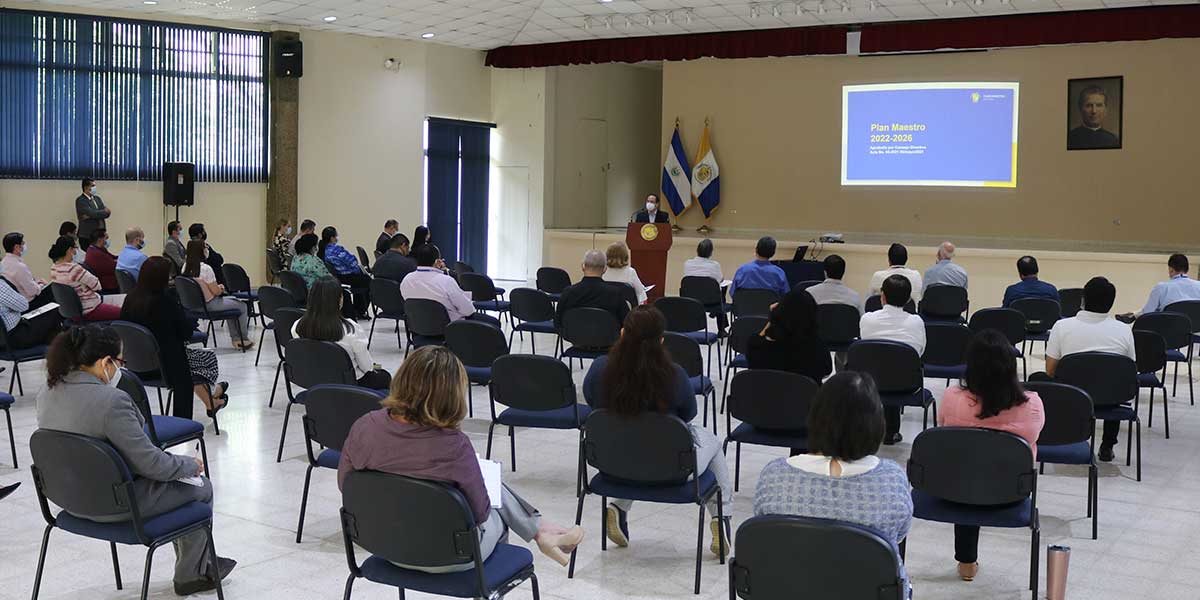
[554,276,630,329]
[376,232,393,256]
[75,194,109,242]
[373,252,417,283]
[1067,126,1119,150]
[634,209,671,224]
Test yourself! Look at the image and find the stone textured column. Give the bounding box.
[265,31,300,281]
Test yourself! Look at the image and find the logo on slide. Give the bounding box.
[971,92,981,103]
[696,164,714,184]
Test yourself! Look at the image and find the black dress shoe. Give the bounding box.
[174,557,236,596]
[1098,443,1116,462]
[883,432,904,446]
[0,482,19,501]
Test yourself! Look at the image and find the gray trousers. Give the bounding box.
[206,297,250,342]
[393,483,542,574]
[83,477,214,583]
[613,423,733,516]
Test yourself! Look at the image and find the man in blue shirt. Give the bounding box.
[116,227,148,282]
[1002,256,1059,308]
[1121,254,1200,318]
[730,236,789,299]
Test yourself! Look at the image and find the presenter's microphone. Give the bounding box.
[629,210,639,223]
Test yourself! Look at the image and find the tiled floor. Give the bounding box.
[1,309,1198,600]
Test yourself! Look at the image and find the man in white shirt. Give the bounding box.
[868,243,924,302]
[1043,276,1135,462]
[923,241,968,291]
[859,274,926,445]
[400,244,499,327]
[1116,254,1200,322]
[0,232,52,307]
[289,219,316,258]
[682,239,727,335]
[805,255,862,313]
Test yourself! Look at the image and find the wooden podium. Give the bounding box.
[626,223,672,302]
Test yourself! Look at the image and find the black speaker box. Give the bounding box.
[163,162,195,206]
[275,39,303,78]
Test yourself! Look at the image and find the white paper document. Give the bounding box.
[477,455,503,509]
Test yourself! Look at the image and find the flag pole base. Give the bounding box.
[671,224,683,232]
[697,224,712,234]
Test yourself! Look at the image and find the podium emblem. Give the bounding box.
[640,224,659,241]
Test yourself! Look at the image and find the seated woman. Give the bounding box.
[939,329,1044,582]
[183,241,253,350]
[83,228,120,293]
[291,277,390,390]
[35,325,235,593]
[601,242,648,305]
[746,289,831,383]
[271,218,294,269]
[338,345,584,570]
[120,257,228,421]
[318,226,371,319]
[58,221,87,264]
[290,233,332,288]
[582,305,733,555]
[48,236,122,321]
[753,370,913,595]
[0,277,62,349]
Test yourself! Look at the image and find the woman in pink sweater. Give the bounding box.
[938,329,1045,583]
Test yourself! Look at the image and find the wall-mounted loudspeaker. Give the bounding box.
[275,39,303,78]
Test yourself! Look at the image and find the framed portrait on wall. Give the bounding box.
[1067,76,1123,150]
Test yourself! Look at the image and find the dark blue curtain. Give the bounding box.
[458,126,490,274]
[0,8,269,182]
[426,120,461,266]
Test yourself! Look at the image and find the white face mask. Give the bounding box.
[285,226,293,235]
[646,202,657,212]
[90,186,98,195]
[107,362,122,388]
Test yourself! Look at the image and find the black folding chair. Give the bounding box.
[731,289,778,318]
[968,307,1028,379]
[657,296,721,376]
[296,384,384,543]
[680,276,729,330]
[367,278,406,352]
[508,288,558,354]
[847,340,936,429]
[730,515,905,600]
[403,298,451,356]
[0,313,49,395]
[115,269,137,294]
[110,321,224,434]
[918,285,968,323]
[277,270,309,307]
[50,281,104,324]
[724,369,817,491]
[721,316,768,412]
[29,430,225,600]
[1133,329,1170,438]
[536,267,571,301]
[567,410,725,595]
[254,285,294,366]
[903,427,1039,600]
[1134,311,1193,406]
[355,246,372,273]
[865,295,916,314]
[1058,288,1084,318]
[664,332,718,435]
[923,322,971,385]
[265,247,285,281]
[1164,299,1200,368]
[1055,352,1141,481]
[1025,381,1099,540]
[816,303,860,353]
[1010,297,1060,356]
[267,307,304,409]
[221,263,258,322]
[559,307,620,370]
[460,272,511,326]
[446,320,509,419]
[116,369,209,475]
[276,338,358,463]
[175,276,247,352]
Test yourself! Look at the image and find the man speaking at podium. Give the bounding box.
[633,194,671,224]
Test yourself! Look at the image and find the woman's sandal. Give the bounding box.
[206,382,231,418]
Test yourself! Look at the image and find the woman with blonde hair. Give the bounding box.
[601,241,648,305]
[337,346,584,571]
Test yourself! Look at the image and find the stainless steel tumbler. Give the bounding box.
[1046,545,1071,600]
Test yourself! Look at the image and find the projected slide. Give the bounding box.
[841,82,1019,188]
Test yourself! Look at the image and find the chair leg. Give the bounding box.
[567,486,586,579]
[600,495,609,552]
[1163,385,1170,439]
[694,501,706,595]
[1091,465,1099,540]
[13,362,22,396]
[140,545,156,600]
[368,316,377,349]
[720,364,733,414]
[199,438,210,476]
[254,328,266,366]
[206,525,226,600]
[342,573,355,600]
[31,525,52,600]
[1148,386,1154,428]
[467,385,474,419]
[529,572,540,600]
[717,490,727,564]
[296,464,313,543]
[110,541,122,590]
[269,361,283,408]
[733,442,741,493]
[1029,521,1040,595]
[1189,358,1194,407]
[1136,419,1142,482]
[1126,418,1133,467]
[1172,360,1179,396]
[485,423,495,459]
[509,426,517,472]
[4,407,15,468]
[277,401,294,463]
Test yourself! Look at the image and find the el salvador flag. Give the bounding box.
[692,123,720,219]
[662,125,692,216]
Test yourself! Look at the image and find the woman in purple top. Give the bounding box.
[338,346,584,572]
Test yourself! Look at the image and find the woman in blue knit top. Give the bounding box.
[754,371,913,592]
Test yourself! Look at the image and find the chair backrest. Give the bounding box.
[535,266,571,294]
[732,288,779,318]
[115,369,159,445]
[1054,352,1138,408]
[663,332,704,378]
[30,429,134,520]
[110,320,164,374]
[1023,381,1094,447]
[257,285,296,322]
[923,322,971,367]
[355,246,371,270]
[445,320,509,368]
[341,471,482,570]
[277,270,309,305]
[1058,288,1084,318]
[265,247,284,276]
[793,279,822,292]
[221,263,252,294]
[654,296,708,333]
[508,288,554,323]
[272,308,305,356]
[918,285,968,319]
[728,369,818,431]
[908,427,1035,506]
[865,295,915,314]
[302,384,382,451]
[49,282,84,320]
[731,515,905,600]
[679,276,723,307]
[1164,300,1200,334]
[728,316,767,357]
[608,281,638,309]
[1132,329,1168,375]
[1133,311,1191,351]
[459,272,498,302]
[454,261,475,276]
[115,269,137,294]
[846,340,923,393]
[1010,297,1061,334]
[561,307,621,350]
[967,307,1027,345]
[369,277,405,316]
[404,298,451,338]
[583,410,696,486]
[285,338,358,389]
[490,354,578,413]
[816,303,860,345]
[173,276,207,313]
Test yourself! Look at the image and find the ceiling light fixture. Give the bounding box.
[841,3,849,12]
[772,5,781,16]
[599,0,613,3]
[322,15,336,22]
[143,0,158,4]
[421,32,435,39]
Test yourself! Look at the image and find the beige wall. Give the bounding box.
[490,68,550,280]
[662,38,1200,249]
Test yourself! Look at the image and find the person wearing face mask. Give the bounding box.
[1,232,54,307]
[84,229,121,294]
[188,223,226,287]
[271,218,294,269]
[163,221,186,272]
[633,194,671,224]
[183,241,253,350]
[318,226,371,319]
[50,236,123,321]
[116,227,149,282]
[35,325,237,595]
[75,178,111,245]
